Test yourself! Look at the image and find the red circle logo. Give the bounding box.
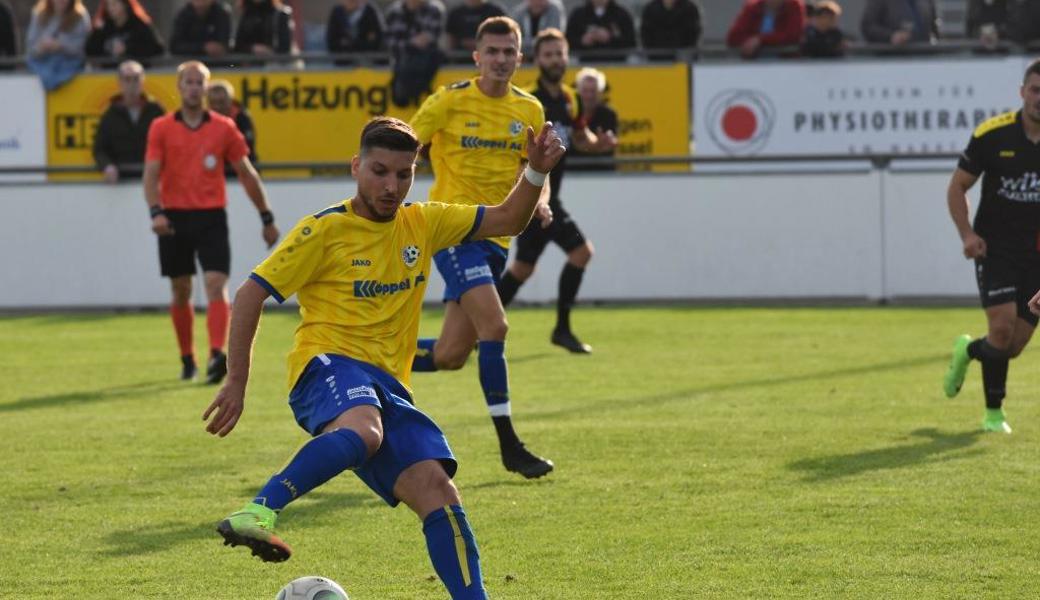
[721,105,757,142]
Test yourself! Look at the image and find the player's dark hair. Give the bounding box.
[476,16,522,46]
[1025,59,1040,83]
[533,28,567,55]
[360,117,421,154]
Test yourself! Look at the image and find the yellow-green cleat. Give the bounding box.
[982,408,1012,434]
[217,502,292,562]
[943,334,972,398]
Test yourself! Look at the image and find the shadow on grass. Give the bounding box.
[102,490,374,557]
[1,380,183,413]
[460,478,555,493]
[788,427,983,482]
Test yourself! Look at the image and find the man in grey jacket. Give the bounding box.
[860,0,938,45]
[512,0,566,54]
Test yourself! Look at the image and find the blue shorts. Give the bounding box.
[434,240,509,302]
[289,353,457,506]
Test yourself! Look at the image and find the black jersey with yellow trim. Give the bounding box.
[525,79,582,199]
[959,109,1040,252]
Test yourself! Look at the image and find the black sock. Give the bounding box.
[967,338,1005,361]
[497,272,522,307]
[492,415,520,450]
[557,263,585,333]
[969,338,1010,409]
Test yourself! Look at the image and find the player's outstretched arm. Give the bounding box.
[947,167,985,259]
[232,157,280,248]
[474,123,565,240]
[203,277,270,437]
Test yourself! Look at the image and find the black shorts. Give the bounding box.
[974,250,1040,326]
[158,209,231,278]
[515,200,587,265]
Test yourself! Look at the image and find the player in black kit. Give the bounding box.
[495,28,617,353]
[943,59,1040,434]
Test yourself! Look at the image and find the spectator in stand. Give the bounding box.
[569,67,618,171]
[0,0,17,60]
[326,0,385,59]
[233,0,295,57]
[94,60,165,182]
[803,0,846,57]
[860,0,938,46]
[207,79,259,176]
[385,0,445,106]
[727,0,805,59]
[25,0,90,90]
[86,0,165,65]
[1008,1,1040,45]
[639,0,702,55]
[170,0,232,59]
[512,0,567,55]
[446,0,506,51]
[565,0,636,56]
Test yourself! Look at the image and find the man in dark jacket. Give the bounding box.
[326,0,385,57]
[207,79,259,177]
[860,0,938,45]
[639,0,701,53]
[565,0,636,56]
[727,0,805,58]
[93,60,165,182]
[170,0,232,59]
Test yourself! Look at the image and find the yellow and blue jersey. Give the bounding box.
[410,78,545,248]
[250,200,484,392]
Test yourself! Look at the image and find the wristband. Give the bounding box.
[149,205,165,219]
[259,210,275,226]
[524,166,547,187]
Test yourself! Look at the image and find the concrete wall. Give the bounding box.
[0,168,977,309]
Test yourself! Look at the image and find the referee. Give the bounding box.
[943,58,1040,434]
[496,29,617,353]
[144,60,278,384]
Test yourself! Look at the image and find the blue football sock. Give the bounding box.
[413,338,439,372]
[477,340,509,416]
[423,505,488,600]
[253,428,368,511]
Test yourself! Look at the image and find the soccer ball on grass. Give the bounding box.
[275,576,349,600]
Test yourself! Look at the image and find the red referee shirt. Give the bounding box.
[145,110,250,210]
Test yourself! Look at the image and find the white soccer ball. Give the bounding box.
[275,576,349,600]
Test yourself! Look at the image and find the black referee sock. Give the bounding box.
[497,272,522,307]
[556,264,585,334]
[968,338,1010,409]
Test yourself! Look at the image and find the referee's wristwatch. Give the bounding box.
[259,210,275,226]
[149,205,165,219]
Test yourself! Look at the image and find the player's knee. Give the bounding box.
[433,344,470,370]
[988,324,1014,349]
[170,280,192,305]
[570,242,594,268]
[512,262,535,281]
[477,318,508,341]
[351,421,383,457]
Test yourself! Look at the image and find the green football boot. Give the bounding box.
[982,408,1012,434]
[217,502,292,562]
[943,334,973,398]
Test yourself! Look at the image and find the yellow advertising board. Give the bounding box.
[46,63,688,180]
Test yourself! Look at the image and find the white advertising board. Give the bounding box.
[0,75,46,182]
[693,57,1027,157]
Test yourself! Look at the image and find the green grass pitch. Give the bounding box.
[2,306,1039,598]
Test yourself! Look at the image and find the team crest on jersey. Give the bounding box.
[203,154,217,170]
[402,245,420,268]
[509,120,523,136]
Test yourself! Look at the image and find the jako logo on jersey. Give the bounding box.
[705,89,775,156]
[509,120,523,135]
[352,258,371,266]
[461,136,522,151]
[353,272,427,298]
[402,245,420,268]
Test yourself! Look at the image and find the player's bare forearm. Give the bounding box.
[237,160,272,213]
[225,278,268,385]
[947,169,978,240]
[143,161,161,209]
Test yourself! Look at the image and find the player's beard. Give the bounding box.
[539,63,565,85]
[357,190,400,221]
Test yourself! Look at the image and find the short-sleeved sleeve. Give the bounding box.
[424,202,484,252]
[224,121,250,165]
[144,119,165,163]
[958,132,987,176]
[250,217,327,303]
[410,86,450,144]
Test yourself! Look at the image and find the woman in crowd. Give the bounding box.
[25,0,90,90]
[85,0,165,64]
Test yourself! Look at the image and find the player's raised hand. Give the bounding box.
[203,380,245,437]
[526,123,566,175]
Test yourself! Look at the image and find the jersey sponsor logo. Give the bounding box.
[1000,150,1015,158]
[465,121,480,128]
[464,265,493,281]
[347,385,377,400]
[352,258,371,266]
[402,245,420,268]
[987,286,1016,297]
[460,136,523,151]
[353,272,427,298]
[999,172,1040,203]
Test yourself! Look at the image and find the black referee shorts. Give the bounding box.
[158,209,231,278]
[515,200,587,265]
[974,249,1040,326]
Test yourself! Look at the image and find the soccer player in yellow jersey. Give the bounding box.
[203,117,564,600]
[409,16,556,479]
